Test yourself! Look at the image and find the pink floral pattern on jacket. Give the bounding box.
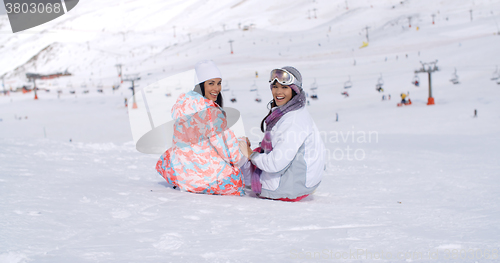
[156,91,244,196]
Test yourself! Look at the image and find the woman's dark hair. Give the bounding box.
[200,81,223,108]
[260,88,297,132]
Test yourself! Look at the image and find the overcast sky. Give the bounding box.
[0,1,6,15]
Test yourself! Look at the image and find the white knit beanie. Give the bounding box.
[194,60,222,84]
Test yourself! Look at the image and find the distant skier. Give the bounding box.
[397,92,412,107]
[401,92,410,104]
[474,109,477,117]
[124,98,128,107]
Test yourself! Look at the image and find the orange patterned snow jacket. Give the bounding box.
[156,90,245,196]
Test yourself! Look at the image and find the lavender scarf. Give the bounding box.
[251,85,307,194]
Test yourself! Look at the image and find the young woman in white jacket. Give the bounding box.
[239,66,325,201]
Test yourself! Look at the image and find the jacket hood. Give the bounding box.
[171,90,217,120]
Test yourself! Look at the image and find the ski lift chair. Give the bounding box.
[230,90,237,103]
[311,88,318,100]
[377,74,384,86]
[223,81,230,92]
[412,74,420,87]
[255,90,262,102]
[81,83,89,94]
[310,78,319,91]
[450,68,460,84]
[376,74,384,91]
[250,81,258,92]
[344,76,352,89]
[69,83,75,94]
[67,83,74,94]
[491,66,499,81]
[97,83,103,93]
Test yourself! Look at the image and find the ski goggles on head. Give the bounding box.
[269,68,301,87]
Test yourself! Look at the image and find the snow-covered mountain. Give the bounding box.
[2,0,499,89]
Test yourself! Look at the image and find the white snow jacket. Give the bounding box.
[242,106,325,199]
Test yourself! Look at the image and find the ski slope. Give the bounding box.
[1,0,500,262]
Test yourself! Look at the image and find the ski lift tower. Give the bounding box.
[123,74,140,109]
[115,64,123,83]
[1,75,6,95]
[25,73,41,100]
[363,26,370,43]
[228,40,234,54]
[415,60,439,105]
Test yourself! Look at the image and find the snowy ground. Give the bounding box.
[1,0,500,262]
